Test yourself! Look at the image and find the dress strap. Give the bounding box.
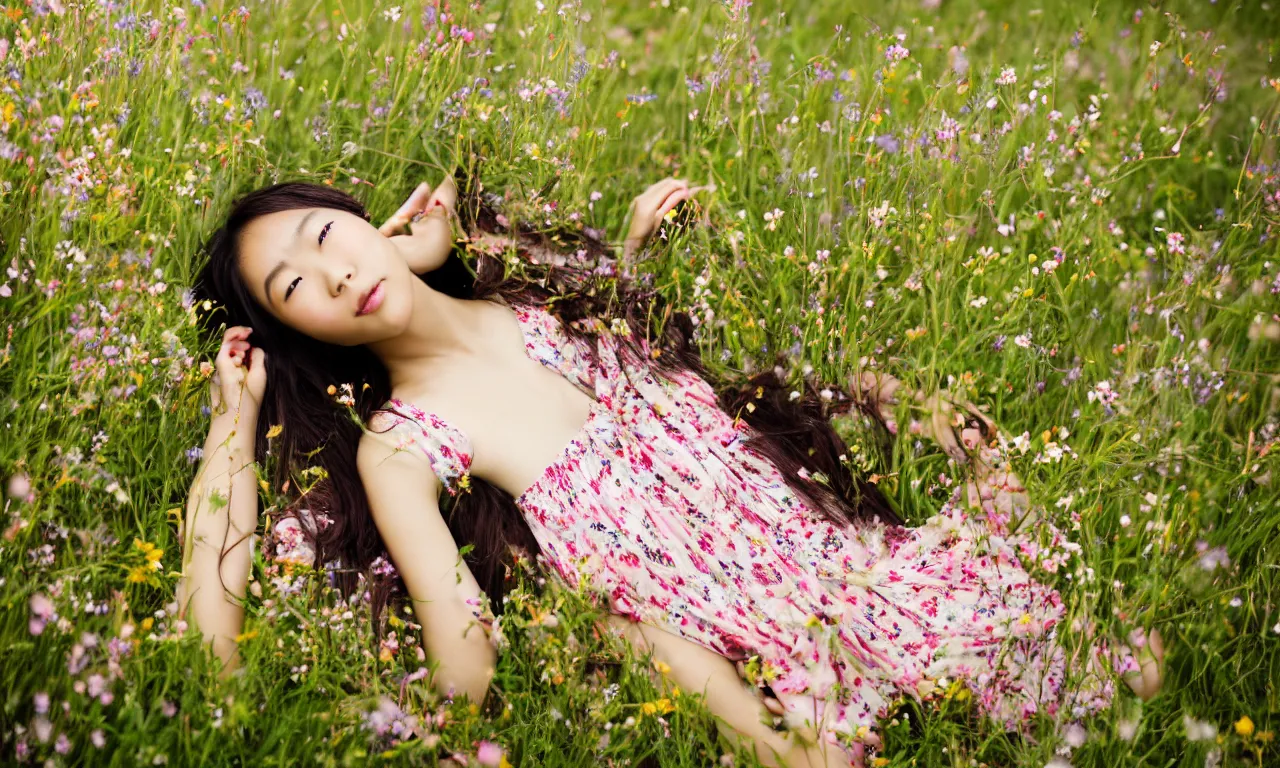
[366,398,473,496]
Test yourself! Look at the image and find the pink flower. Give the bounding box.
[7,471,31,499]
[29,592,54,635]
[476,741,505,766]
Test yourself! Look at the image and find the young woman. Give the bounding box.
[177,168,1163,768]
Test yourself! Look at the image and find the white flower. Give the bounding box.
[996,67,1017,86]
[1087,381,1118,406]
[1117,718,1139,741]
[1183,714,1218,742]
[383,6,402,21]
[867,200,896,229]
[1014,333,1032,348]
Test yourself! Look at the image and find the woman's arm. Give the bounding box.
[600,614,847,768]
[358,432,497,704]
[176,328,266,676]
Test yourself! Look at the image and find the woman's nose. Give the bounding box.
[325,261,356,296]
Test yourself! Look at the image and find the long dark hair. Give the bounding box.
[192,165,900,629]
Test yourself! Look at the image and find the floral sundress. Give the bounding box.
[365,298,1133,763]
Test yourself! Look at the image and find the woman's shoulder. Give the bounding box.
[361,398,474,496]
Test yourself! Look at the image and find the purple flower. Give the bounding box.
[884,43,910,63]
[1196,543,1229,571]
[874,134,899,154]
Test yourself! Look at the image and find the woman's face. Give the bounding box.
[237,207,413,345]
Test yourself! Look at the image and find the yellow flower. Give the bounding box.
[234,629,258,643]
[265,424,283,439]
[652,660,671,675]
[1235,716,1255,737]
[126,565,150,583]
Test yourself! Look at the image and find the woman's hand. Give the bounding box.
[622,177,711,259]
[380,173,460,274]
[211,326,266,422]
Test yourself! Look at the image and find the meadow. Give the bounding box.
[2,0,1279,765]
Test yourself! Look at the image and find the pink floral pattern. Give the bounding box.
[367,299,1131,763]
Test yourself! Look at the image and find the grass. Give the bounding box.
[1,0,1278,765]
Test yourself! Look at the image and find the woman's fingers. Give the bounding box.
[426,173,458,210]
[379,182,434,236]
[655,188,694,220]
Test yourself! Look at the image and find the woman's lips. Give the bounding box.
[356,279,385,316]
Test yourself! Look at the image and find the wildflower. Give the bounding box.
[29,593,54,635]
[7,471,30,499]
[1166,231,1186,255]
[1196,543,1229,571]
[884,44,910,63]
[476,741,506,766]
[873,133,900,154]
[383,6,402,22]
[1183,714,1218,742]
[996,67,1017,86]
[867,201,896,229]
[1063,722,1087,747]
[1235,716,1254,737]
[1087,381,1118,407]
[1117,717,1139,741]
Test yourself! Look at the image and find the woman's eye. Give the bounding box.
[318,221,333,246]
[284,276,301,301]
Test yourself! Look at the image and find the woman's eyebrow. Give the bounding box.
[295,210,317,239]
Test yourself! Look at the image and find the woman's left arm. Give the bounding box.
[380,174,460,274]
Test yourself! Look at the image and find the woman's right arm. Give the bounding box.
[357,432,498,705]
[176,326,266,675]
